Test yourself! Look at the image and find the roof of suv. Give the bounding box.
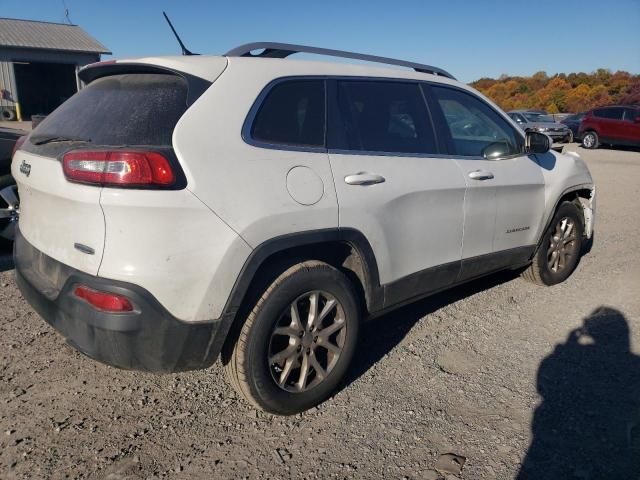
[589,104,639,109]
[225,42,456,79]
[81,42,463,88]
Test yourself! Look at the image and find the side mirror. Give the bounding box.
[635,116,640,124]
[482,141,514,160]
[525,131,550,154]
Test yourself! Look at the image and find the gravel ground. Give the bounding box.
[1,145,639,480]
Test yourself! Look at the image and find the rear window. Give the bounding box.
[27,73,189,150]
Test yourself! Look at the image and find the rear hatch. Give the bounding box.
[13,69,205,275]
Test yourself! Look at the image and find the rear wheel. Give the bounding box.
[522,202,584,286]
[224,261,360,415]
[582,131,599,149]
[0,175,19,248]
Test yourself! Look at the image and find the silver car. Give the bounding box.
[508,110,573,143]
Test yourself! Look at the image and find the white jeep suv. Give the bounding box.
[12,43,595,414]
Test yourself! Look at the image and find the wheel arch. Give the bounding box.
[217,229,383,364]
[536,186,595,251]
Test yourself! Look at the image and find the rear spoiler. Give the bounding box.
[78,62,212,106]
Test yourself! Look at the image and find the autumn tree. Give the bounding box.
[471,69,639,113]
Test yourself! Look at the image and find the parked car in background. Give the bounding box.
[507,110,573,143]
[0,126,26,246]
[12,43,595,414]
[561,112,585,141]
[579,105,640,149]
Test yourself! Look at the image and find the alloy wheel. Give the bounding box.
[547,217,578,273]
[268,290,346,392]
[0,184,19,241]
[583,133,595,148]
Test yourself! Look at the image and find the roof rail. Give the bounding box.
[224,42,456,80]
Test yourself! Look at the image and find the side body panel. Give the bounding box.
[621,108,640,145]
[98,188,252,322]
[454,155,545,255]
[172,60,339,249]
[329,152,466,286]
[532,150,595,240]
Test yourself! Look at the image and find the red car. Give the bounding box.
[579,105,640,149]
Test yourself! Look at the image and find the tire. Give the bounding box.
[522,202,584,286]
[224,260,360,415]
[0,174,18,247]
[0,109,15,121]
[582,131,599,149]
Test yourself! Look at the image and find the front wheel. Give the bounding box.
[224,261,360,415]
[582,131,599,149]
[522,202,584,286]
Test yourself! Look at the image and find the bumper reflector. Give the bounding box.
[74,285,134,312]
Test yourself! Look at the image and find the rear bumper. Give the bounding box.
[14,228,225,372]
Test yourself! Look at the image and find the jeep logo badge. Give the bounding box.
[20,160,31,177]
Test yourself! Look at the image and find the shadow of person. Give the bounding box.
[518,307,640,479]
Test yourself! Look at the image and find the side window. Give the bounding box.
[595,108,623,120]
[430,85,522,157]
[508,113,523,123]
[250,80,325,148]
[332,80,437,154]
[623,108,639,121]
[609,108,624,120]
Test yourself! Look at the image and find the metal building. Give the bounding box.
[0,17,110,121]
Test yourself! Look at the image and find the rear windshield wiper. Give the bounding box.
[31,135,92,145]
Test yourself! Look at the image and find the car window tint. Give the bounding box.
[27,74,188,150]
[623,108,639,121]
[431,86,522,157]
[333,80,437,154]
[251,80,325,147]
[594,108,623,120]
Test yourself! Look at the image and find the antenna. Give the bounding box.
[62,0,72,24]
[162,12,197,56]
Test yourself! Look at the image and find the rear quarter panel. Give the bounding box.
[98,188,252,322]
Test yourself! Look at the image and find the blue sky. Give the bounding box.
[2,0,639,82]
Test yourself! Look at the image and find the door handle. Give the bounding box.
[344,172,386,186]
[468,170,494,180]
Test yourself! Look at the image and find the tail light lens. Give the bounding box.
[74,285,134,312]
[63,150,175,187]
[12,135,26,158]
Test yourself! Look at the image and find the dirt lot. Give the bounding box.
[1,145,639,480]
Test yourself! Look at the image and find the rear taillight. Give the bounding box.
[12,135,26,158]
[62,150,175,187]
[74,285,134,312]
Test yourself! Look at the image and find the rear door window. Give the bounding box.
[27,73,189,154]
[330,80,437,155]
[623,108,639,121]
[430,85,522,157]
[250,80,325,148]
[594,108,624,120]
